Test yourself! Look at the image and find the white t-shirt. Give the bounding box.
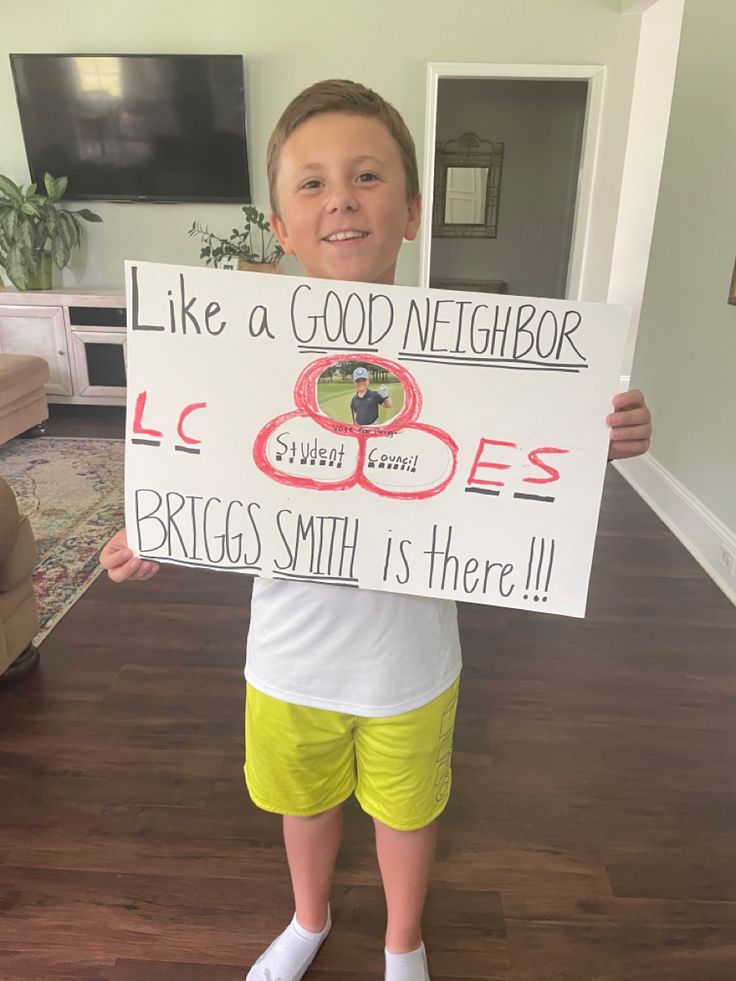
[245,578,462,717]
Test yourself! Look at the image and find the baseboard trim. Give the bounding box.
[615,454,736,607]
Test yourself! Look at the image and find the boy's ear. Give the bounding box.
[403,194,422,243]
[269,211,295,256]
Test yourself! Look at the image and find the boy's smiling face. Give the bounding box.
[270,112,421,285]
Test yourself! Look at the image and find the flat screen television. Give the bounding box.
[10,53,251,203]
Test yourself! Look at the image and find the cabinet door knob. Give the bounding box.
[58,350,65,356]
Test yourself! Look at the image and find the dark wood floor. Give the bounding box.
[1,404,735,980]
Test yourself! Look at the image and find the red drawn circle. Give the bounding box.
[294,354,421,435]
[252,356,459,500]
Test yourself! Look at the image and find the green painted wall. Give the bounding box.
[631,0,736,529]
[1,0,636,290]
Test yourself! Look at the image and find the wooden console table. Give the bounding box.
[0,288,126,406]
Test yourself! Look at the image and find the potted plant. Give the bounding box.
[0,173,102,290]
[189,205,284,273]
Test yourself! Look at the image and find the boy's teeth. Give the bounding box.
[326,231,367,242]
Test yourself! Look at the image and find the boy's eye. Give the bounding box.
[357,172,379,183]
[300,179,323,191]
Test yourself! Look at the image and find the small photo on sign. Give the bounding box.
[316,361,404,427]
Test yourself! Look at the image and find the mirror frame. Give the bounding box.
[432,132,504,238]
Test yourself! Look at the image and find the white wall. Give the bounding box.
[0,0,641,291]
[608,0,685,377]
[430,78,588,298]
[619,0,736,604]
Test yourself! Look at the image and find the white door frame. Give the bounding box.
[419,63,606,300]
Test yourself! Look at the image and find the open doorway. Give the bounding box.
[431,77,587,299]
[420,64,605,302]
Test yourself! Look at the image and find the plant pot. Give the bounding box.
[26,252,53,290]
[237,260,280,274]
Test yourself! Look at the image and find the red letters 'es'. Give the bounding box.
[466,438,570,489]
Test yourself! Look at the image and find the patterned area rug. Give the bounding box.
[0,437,125,644]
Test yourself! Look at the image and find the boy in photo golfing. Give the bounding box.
[351,365,392,425]
[100,79,652,980]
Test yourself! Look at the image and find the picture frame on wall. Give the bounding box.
[729,257,736,306]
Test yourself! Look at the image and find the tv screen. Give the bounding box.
[10,53,251,203]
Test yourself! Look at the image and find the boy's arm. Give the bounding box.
[606,389,652,460]
[100,528,160,583]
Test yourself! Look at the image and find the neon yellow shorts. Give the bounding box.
[244,679,460,831]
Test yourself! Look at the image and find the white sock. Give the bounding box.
[246,909,331,981]
[385,942,430,981]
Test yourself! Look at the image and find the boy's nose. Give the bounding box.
[327,183,359,212]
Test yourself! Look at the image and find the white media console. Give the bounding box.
[0,288,127,406]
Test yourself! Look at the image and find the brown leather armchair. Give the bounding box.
[0,476,40,685]
[0,354,49,447]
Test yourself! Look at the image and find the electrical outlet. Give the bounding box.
[720,545,735,576]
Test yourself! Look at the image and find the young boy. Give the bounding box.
[351,365,392,425]
[101,80,652,980]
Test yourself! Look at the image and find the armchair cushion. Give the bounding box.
[0,476,40,677]
[0,515,36,592]
[0,353,49,447]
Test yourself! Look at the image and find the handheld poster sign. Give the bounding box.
[124,261,628,618]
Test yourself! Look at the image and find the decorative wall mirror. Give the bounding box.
[432,132,504,238]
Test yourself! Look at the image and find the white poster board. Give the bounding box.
[124,261,629,618]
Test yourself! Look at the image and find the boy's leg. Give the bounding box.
[244,686,357,978]
[374,817,437,952]
[355,679,460,978]
[284,805,343,932]
[246,808,341,980]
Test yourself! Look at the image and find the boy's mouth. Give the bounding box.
[323,230,369,243]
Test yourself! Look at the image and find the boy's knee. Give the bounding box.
[373,815,439,834]
[285,803,343,823]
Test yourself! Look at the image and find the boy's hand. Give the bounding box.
[378,384,389,399]
[606,389,652,460]
[100,528,160,583]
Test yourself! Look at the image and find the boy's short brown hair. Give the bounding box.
[267,79,420,214]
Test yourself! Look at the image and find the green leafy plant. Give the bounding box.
[189,205,284,268]
[0,172,102,290]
